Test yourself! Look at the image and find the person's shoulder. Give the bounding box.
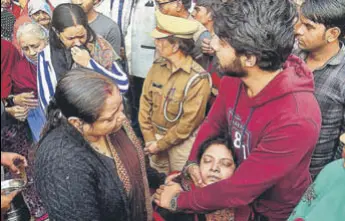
[190,59,207,74]
[97,13,120,27]
[38,126,87,160]
[153,57,167,64]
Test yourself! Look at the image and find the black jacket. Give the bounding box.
[34,123,164,221]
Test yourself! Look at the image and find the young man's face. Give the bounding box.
[191,5,211,26]
[210,35,247,78]
[294,14,328,52]
[71,0,94,13]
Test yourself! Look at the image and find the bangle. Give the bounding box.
[5,95,15,107]
[170,194,179,212]
[182,161,198,180]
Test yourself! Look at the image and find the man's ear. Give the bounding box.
[241,54,256,68]
[172,43,179,53]
[325,27,341,43]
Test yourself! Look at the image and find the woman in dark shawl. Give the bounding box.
[34,68,165,221]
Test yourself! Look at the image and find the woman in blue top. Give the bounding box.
[37,3,129,111]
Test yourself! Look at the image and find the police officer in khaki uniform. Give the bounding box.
[139,10,212,174]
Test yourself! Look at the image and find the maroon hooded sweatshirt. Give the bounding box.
[177,55,322,220]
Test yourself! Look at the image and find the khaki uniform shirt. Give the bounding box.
[139,56,211,151]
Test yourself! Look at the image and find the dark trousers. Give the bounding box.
[128,76,145,139]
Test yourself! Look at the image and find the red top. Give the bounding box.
[177,55,322,220]
[1,40,21,98]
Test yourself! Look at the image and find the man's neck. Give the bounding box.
[306,41,340,69]
[87,9,99,23]
[242,67,282,97]
[167,51,187,73]
[204,22,215,35]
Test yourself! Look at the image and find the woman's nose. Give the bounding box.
[29,48,36,56]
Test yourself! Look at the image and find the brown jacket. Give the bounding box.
[139,56,211,151]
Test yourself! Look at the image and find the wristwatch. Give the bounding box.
[170,194,179,211]
[4,95,15,107]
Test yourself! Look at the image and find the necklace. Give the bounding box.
[90,139,113,158]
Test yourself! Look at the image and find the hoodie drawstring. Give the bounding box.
[229,83,255,160]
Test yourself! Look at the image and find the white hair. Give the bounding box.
[16,22,48,43]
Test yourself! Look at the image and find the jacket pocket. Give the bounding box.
[165,92,184,118]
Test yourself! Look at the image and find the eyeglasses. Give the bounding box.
[155,0,178,8]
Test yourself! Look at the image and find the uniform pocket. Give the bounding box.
[165,92,184,118]
[150,87,163,110]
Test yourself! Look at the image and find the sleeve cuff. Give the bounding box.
[86,59,94,69]
[142,132,157,144]
[176,191,190,210]
[157,138,170,151]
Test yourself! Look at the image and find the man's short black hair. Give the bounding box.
[196,0,223,17]
[213,0,297,71]
[301,0,345,38]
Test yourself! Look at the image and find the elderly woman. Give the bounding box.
[139,10,212,174]
[12,0,53,51]
[34,68,164,221]
[11,22,48,141]
[37,3,129,112]
[1,22,49,221]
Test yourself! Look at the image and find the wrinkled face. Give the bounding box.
[155,0,179,16]
[71,0,94,13]
[83,87,126,138]
[58,25,87,49]
[1,0,11,8]
[19,34,47,62]
[210,35,247,78]
[191,5,211,25]
[31,10,51,28]
[154,38,176,59]
[200,144,236,185]
[294,14,328,52]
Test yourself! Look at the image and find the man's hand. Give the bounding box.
[188,164,206,187]
[1,152,28,174]
[144,142,161,155]
[5,106,29,121]
[1,190,20,212]
[202,38,215,55]
[164,172,181,184]
[13,92,38,108]
[71,46,91,67]
[154,182,182,210]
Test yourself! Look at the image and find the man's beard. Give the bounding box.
[218,57,248,78]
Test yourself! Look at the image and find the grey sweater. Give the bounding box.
[90,13,122,55]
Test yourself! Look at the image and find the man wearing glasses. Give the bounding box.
[155,0,213,69]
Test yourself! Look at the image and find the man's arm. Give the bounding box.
[177,117,320,211]
[186,78,228,162]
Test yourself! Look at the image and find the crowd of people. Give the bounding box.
[1,0,344,221]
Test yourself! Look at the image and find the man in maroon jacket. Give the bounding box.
[154,0,322,220]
